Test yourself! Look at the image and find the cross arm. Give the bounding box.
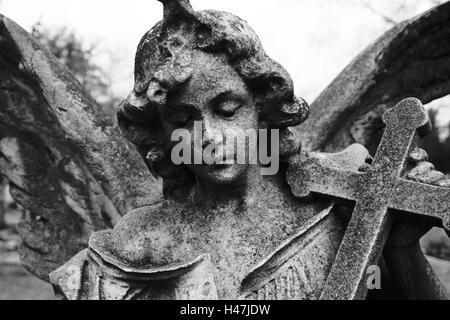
[287,156,364,202]
[388,179,450,231]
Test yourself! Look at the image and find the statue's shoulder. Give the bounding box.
[89,199,190,269]
[49,201,220,300]
[289,144,370,171]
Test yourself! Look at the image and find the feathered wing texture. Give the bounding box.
[297,1,450,154]
[0,15,162,281]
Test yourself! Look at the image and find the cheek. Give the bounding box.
[234,107,258,130]
[221,109,258,148]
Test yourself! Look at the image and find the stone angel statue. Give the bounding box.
[1,0,450,300]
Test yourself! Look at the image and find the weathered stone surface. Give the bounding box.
[287,98,450,299]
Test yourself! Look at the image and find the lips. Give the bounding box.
[192,144,238,165]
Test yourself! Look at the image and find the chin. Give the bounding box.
[193,164,248,185]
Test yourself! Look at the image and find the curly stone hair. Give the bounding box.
[117,0,310,199]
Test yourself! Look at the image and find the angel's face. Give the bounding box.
[158,50,258,185]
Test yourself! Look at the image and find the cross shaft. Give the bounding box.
[287,98,450,299]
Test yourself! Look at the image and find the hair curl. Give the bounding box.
[117,0,310,200]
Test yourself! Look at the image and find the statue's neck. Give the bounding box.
[194,165,269,204]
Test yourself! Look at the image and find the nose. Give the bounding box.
[202,117,223,148]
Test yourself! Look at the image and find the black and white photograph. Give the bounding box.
[0,0,450,308]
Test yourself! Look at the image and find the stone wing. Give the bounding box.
[297,1,450,155]
[0,15,162,281]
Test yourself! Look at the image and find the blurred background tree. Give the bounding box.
[420,110,450,174]
[0,177,6,230]
[0,0,4,230]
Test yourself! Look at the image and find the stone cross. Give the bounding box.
[287,98,450,300]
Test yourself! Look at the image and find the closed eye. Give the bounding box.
[211,92,244,118]
[215,100,241,117]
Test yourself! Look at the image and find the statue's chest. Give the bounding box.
[174,203,344,299]
[88,201,344,300]
[239,211,344,300]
